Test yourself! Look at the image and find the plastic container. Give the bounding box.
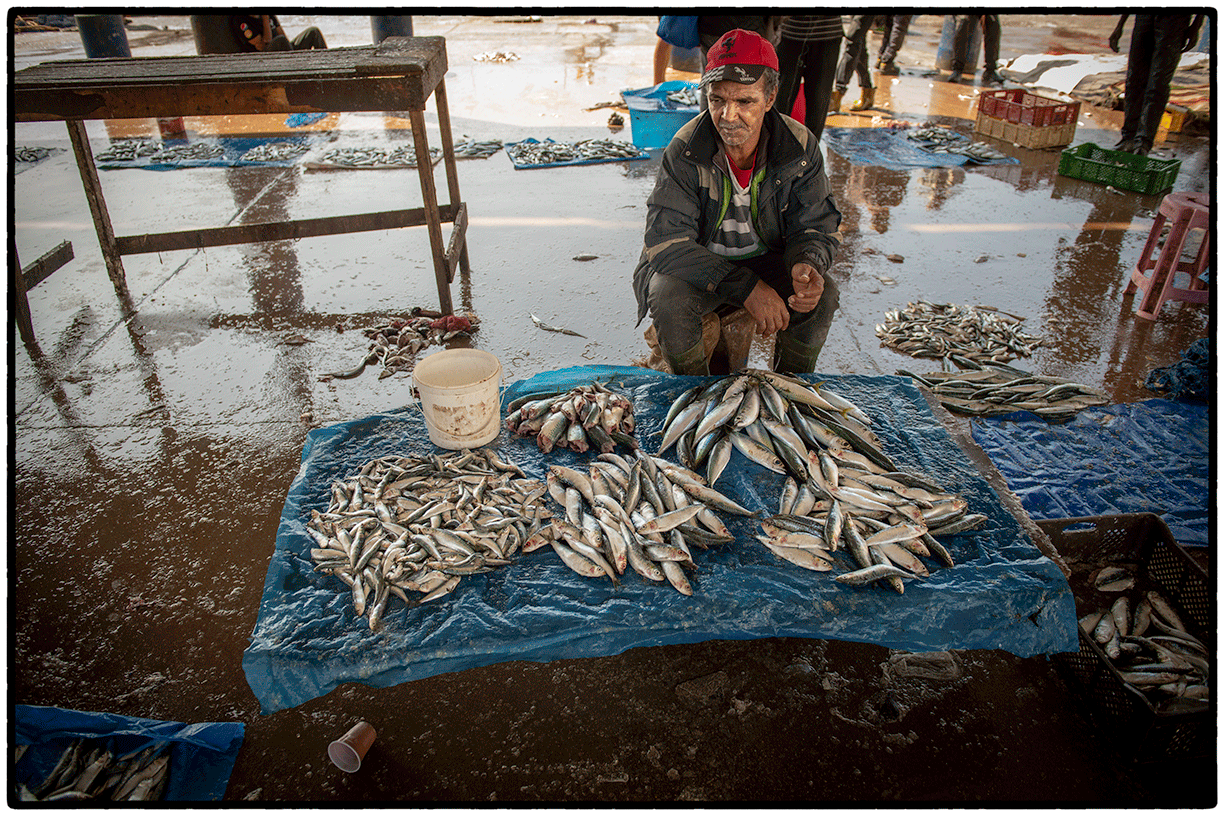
[975,88,1079,149]
[622,80,701,150]
[1039,514,1211,764]
[1057,143,1182,195]
[412,349,502,449]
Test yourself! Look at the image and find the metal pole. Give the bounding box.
[371,15,412,44]
[75,14,131,57]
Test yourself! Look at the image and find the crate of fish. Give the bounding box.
[622,80,701,150]
[1039,513,1211,764]
[974,88,1079,149]
[1057,143,1181,195]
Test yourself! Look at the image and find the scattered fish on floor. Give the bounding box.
[17,738,171,802]
[322,312,480,381]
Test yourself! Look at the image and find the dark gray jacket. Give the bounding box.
[632,107,842,325]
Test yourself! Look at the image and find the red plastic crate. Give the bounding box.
[978,88,1080,128]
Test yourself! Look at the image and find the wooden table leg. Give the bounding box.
[410,108,453,316]
[65,120,133,312]
[12,243,36,346]
[433,79,470,277]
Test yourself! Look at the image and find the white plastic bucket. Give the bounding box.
[412,348,502,449]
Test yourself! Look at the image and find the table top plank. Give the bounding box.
[13,37,448,121]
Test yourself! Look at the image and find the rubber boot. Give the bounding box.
[850,86,875,111]
[879,59,900,76]
[773,332,825,376]
[829,89,843,113]
[664,338,711,377]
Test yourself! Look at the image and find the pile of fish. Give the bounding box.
[877,300,1043,362]
[907,126,1010,163]
[524,450,752,595]
[307,448,552,631]
[93,139,161,162]
[16,739,170,802]
[665,86,700,107]
[473,51,519,62]
[505,381,637,454]
[1079,570,1210,712]
[146,142,226,163]
[15,146,53,162]
[323,313,479,380]
[319,145,442,168]
[899,359,1110,421]
[654,369,973,593]
[238,141,309,163]
[507,138,642,167]
[454,137,505,159]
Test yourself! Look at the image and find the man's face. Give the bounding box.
[708,77,776,152]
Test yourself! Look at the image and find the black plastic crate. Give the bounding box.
[1039,513,1212,764]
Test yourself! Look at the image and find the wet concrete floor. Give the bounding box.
[10,14,1214,804]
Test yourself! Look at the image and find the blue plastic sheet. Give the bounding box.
[286,111,329,128]
[970,400,1210,548]
[505,138,650,170]
[823,127,1020,169]
[13,705,244,801]
[1145,338,1212,402]
[97,135,317,170]
[244,365,1076,714]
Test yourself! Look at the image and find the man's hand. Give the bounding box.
[787,262,825,313]
[743,279,790,336]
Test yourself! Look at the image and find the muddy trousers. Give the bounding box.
[266,26,328,51]
[877,15,911,63]
[834,15,877,94]
[647,253,840,376]
[1120,14,1196,152]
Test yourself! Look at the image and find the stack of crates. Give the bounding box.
[974,88,1080,149]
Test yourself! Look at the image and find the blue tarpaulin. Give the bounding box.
[823,126,1020,169]
[969,400,1211,548]
[243,365,1076,714]
[13,705,244,801]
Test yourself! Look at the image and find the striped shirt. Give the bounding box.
[779,15,843,42]
[709,155,764,259]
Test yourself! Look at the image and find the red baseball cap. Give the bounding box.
[700,29,779,87]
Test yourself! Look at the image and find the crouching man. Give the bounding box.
[633,29,842,375]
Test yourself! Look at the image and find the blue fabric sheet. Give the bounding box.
[243,365,1076,715]
[823,126,1020,169]
[13,705,244,801]
[970,400,1211,548]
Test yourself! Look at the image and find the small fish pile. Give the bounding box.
[1078,571,1210,712]
[757,460,971,593]
[146,142,226,162]
[454,137,505,159]
[877,300,1043,362]
[899,359,1110,421]
[656,368,895,487]
[307,448,552,631]
[239,141,309,162]
[524,450,752,595]
[907,126,1009,163]
[93,139,161,163]
[665,86,699,107]
[323,313,480,380]
[15,146,53,162]
[505,381,637,454]
[319,145,442,168]
[16,739,170,802]
[473,51,520,62]
[654,369,972,593]
[507,138,642,166]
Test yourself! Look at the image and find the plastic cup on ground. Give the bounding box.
[328,721,377,772]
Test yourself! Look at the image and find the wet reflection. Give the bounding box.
[223,164,313,415]
[845,164,909,234]
[914,166,962,211]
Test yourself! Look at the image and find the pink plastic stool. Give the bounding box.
[1124,191,1211,320]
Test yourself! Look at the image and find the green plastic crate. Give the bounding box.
[1057,143,1181,195]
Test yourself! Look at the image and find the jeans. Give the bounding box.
[877,15,912,62]
[951,14,999,73]
[834,15,877,93]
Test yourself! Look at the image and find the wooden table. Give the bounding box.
[13,36,470,322]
